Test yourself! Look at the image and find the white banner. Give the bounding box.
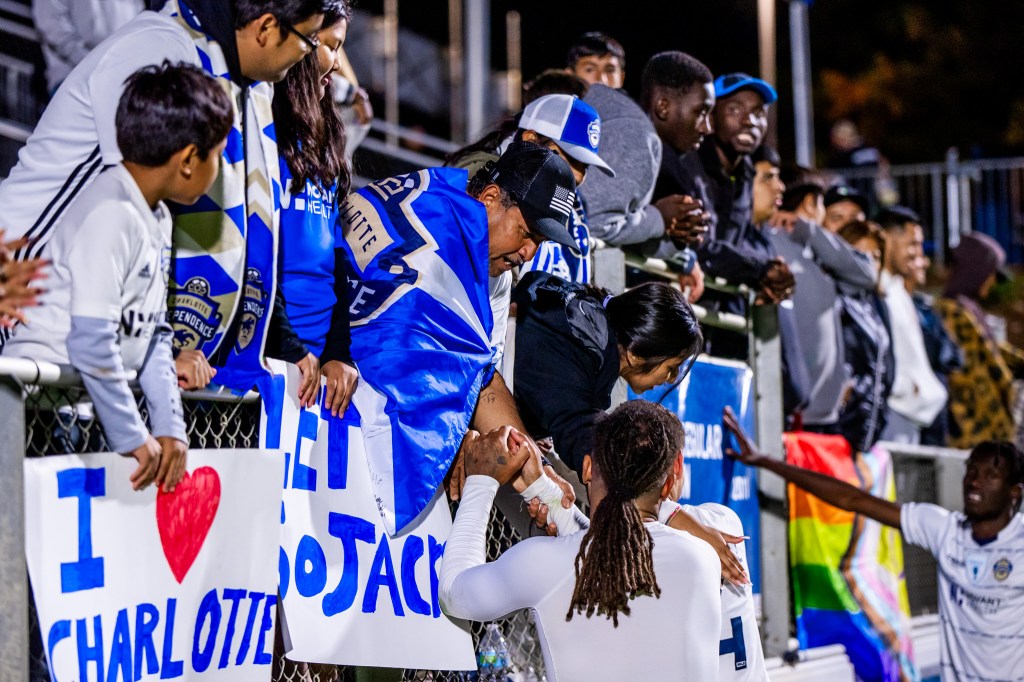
[260,360,475,669]
[25,448,283,681]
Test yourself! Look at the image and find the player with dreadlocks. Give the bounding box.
[439,400,721,680]
[723,406,1024,682]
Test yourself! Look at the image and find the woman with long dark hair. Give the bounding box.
[272,0,358,415]
[439,400,721,680]
[511,270,749,585]
[513,270,703,475]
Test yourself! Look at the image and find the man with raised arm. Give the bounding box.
[722,406,1024,682]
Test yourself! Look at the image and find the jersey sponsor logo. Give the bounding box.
[119,309,164,338]
[282,178,336,218]
[994,557,1013,582]
[172,277,222,351]
[237,267,269,351]
[966,550,987,585]
[139,263,152,279]
[950,583,1002,615]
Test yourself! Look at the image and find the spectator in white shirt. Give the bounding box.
[3,62,233,491]
[877,206,947,443]
[440,400,721,681]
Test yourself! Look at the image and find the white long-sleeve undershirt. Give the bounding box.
[440,475,722,681]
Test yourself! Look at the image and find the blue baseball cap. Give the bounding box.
[714,73,777,105]
[518,94,615,177]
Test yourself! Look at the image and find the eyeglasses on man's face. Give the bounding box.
[282,21,321,52]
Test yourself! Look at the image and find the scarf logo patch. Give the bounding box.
[237,268,268,351]
[172,277,222,351]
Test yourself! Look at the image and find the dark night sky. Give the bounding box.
[351,1,1024,164]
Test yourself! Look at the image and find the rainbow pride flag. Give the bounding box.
[786,432,918,682]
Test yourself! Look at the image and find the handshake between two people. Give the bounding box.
[446,425,575,537]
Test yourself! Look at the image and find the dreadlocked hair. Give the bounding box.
[566,400,684,626]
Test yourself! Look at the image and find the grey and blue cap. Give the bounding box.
[518,94,615,177]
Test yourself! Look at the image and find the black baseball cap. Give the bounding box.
[823,184,869,213]
[488,140,580,254]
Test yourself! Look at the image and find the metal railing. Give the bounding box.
[832,150,1024,265]
[0,359,547,682]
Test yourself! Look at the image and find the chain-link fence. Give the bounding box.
[892,454,940,617]
[18,381,546,682]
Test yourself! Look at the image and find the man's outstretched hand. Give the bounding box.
[722,406,766,467]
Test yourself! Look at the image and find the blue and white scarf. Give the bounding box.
[162,0,281,391]
[338,168,494,534]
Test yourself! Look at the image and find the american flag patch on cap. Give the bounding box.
[549,185,575,219]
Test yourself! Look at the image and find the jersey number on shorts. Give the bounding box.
[719,616,748,671]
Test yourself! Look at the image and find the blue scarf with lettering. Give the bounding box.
[338,168,494,534]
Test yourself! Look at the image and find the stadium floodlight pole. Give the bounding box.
[757,0,778,150]
[448,0,465,143]
[383,0,399,147]
[505,11,522,113]
[464,0,489,141]
[790,0,815,167]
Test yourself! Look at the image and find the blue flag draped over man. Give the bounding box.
[336,142,580,534]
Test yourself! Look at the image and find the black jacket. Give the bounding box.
[512,271,620,477]
[656,138,771,285]
[838,290,895,452]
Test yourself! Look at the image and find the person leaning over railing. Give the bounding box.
[0,0,336,391]
[510,269,752,587]
[1,63,233,492]
[272,0,358,416]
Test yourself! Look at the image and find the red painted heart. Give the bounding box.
[156,466,221,583]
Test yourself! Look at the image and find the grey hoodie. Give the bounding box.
[767,219,876,425]
[580,84,665,246]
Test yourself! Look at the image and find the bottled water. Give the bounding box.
[476,622,511,681]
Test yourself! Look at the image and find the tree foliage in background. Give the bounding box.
[812,1,1024,163]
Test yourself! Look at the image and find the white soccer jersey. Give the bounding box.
[441,476,723,681]
[901,503,1024,681]
[0,11,194,253]
[4,165,171,370]
[679,503,770,682]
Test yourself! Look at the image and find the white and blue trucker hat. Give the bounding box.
[517,94,615,177]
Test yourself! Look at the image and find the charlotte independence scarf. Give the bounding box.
[162,0,281,391]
